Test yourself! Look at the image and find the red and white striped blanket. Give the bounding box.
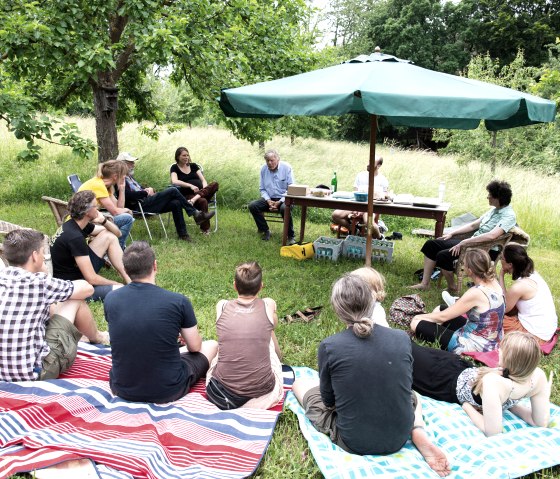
[0,344,293,479]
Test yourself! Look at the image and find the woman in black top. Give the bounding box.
[170,146,219,234]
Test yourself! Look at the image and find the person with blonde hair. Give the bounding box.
[292,275,450,476]
[350,266,389,327]
[79,159,134,249]
[410,249,505,354]
[411,331,551,436]
[499,243,558,344]
[205,261,283,409]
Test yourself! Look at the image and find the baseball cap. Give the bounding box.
[116,152,139,162]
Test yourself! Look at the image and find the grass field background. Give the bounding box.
[1,119,559,478]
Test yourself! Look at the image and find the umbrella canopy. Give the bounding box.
[220,52,556,265]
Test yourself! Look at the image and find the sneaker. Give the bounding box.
[194,210,215,225]
[261,230,271,241]
[442,290,458,307]
[378,219,388,234]
[287,237,296,245]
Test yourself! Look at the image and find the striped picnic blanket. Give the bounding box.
[288,367,560,479]
[0,344,293,479]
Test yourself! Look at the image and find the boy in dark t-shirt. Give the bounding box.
[104,241,217,403]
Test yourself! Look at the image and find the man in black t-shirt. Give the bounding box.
[104,241,218,403]
[50,191,131,301]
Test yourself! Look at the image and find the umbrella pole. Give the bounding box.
[365,114,378,267]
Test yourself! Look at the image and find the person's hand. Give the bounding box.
[449,242,462,256]
[145,187,155,196]
[93,212,106,224]
[118,178,126,190]
[190,184,199,193]
[438,233,453,240]
[270,201,280,211]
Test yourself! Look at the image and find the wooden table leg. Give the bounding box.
[299,206,307,243]
[434,213,446,238]
[282,199,291,246]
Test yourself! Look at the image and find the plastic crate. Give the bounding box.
[343,235,394,262]
[313,236,344,261]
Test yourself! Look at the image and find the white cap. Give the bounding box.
[116,152,139,162]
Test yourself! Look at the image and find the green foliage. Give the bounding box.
[345,0,470,73]
[1,123,560,479]
[460,0,560,67]
[434,49,560,175]
[0,0,318,159]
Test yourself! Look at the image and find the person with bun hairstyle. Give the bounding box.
[411,249,504,354]
[499,243,558,344]
[411,331,551,436]
[292,275,450,476]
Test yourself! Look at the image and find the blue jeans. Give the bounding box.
[113,213,134,249]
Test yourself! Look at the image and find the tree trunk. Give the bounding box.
[92,79,119,163]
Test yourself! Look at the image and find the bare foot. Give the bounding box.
[409,283,430,291]
[412,429,451,477]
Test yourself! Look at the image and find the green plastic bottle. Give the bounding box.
[330,171,337,193]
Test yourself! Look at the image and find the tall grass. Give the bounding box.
[1,120,559,479]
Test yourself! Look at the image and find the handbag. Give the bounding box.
[389,294,426,329]
[280,242,314,261]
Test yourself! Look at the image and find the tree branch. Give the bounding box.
[113,42,136,81]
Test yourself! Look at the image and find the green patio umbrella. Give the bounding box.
[220,50,556,265]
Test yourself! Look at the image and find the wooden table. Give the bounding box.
[282,194,451,245]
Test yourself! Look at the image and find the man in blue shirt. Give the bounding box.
[248,149,295,243]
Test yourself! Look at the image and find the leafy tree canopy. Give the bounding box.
[0,0,317,161]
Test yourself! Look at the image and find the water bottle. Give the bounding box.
[330,172,337,193]
[438,182,446,202]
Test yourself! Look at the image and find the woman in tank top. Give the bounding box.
[412,331,551,436]
[411,249,505,354]
[499,243,558,344]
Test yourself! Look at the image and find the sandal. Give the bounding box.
[282,306,323,323]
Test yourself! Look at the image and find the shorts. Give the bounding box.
[302,386,417,454]
[302,386,351,452]
[503,313,549,345]
[164,352,210,401]
[89,248,105,273]
[40,314,82,380]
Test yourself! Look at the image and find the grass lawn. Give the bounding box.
[1,121,559,478]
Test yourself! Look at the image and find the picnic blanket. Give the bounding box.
[0,343,294,479]
[287,367,560,479]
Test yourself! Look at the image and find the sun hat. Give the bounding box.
[116,152,139,162]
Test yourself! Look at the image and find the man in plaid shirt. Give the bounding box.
[0,229,107,381]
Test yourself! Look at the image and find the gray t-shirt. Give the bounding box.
[318,325,414,455]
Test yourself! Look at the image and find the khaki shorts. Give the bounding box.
[40,314,82,380]
[302,386,351,452]
[303,387,418,453]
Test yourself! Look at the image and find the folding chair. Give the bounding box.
[41,196,70,227]
[68,173,167,240]
[67,173,82,193]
